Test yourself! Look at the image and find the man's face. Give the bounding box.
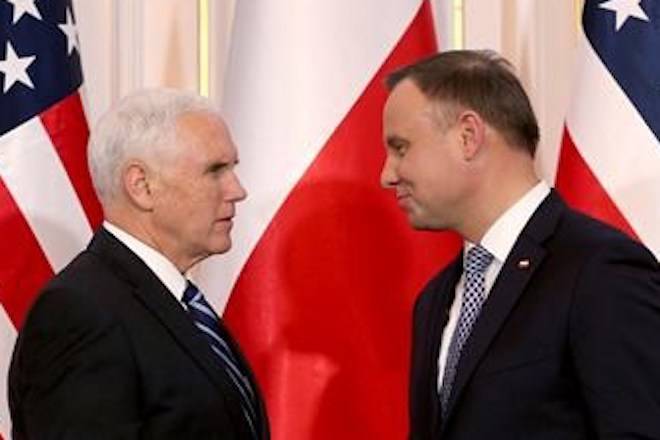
[380,79,468,231]
[150,112,246,270]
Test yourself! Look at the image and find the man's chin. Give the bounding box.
[208,237,232,255]
[411,223,437,231]
[408,215,446,232]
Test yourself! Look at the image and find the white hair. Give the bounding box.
[88,88,218,203]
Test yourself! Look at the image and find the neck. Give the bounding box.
[105,209,191,273]
[459,153,539,243]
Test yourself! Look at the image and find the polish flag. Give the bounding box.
[197,1,461,438]
[556,0,659,257]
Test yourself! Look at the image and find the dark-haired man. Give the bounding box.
[381,50,660,439]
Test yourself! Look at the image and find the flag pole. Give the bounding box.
[198,0,210,97]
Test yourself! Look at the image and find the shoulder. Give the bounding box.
[11,251,138,384]
[552,207,657,270]
[546,209,659,324]
[20,249,137,346]
[527,192,655,267]
[541,206,659,313]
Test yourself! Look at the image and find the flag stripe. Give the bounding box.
[564,28,660,256]
[556,127,637,239]
[0,179,54,328]
[1,2,96,437]
[584,1,660,140]
[39,92,103,229]
[0,116,93,273]
[223,2,461,438]
[197,0,431,311]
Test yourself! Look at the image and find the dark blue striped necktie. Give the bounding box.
[182,281,259,439]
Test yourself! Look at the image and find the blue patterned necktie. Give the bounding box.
[439,245,494,417]
[182,281,259,439]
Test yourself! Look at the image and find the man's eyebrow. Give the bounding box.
[205,158,237,172]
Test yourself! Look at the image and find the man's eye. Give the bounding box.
[207,164,228,175]
[395,144,408,157]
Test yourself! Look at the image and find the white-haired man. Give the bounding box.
[9,89,269,439]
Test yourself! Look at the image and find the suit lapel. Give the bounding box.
[427,256,463,439]
[87,229,250,432]
[132,283,244,397]
[215,316,270,438]
[441,192,566,426]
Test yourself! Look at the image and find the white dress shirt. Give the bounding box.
[103,221,187,307]
[437,181,551,391]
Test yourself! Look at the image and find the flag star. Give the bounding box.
[0,41,36,93]
[599,0,649,31]
[5,0,42,24]
[58,7,80,55]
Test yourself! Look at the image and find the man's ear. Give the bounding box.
[456,110,486,161]
[122,160,155,211]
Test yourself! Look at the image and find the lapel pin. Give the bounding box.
[517,259,531,269]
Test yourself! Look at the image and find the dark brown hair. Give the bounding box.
[386,50,539,156]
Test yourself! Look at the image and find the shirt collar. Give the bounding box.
[465,181,550,264]
[103,221,187,300]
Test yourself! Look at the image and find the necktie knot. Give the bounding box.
[182,280,201,305]
[465,245,494,275]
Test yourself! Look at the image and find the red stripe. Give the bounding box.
[556,127,638,239]
[39,92,103,230]
[226,2,460,439]
[0,179,54,329]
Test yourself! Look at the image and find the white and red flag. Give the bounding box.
[0,0,101,436]
[556,0,659,257]
[198,1,460,438]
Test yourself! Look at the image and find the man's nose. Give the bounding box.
[227,171,247,202]
[380,155,399,189]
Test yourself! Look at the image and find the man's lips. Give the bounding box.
[396,194,411,209]
[217,208,235,222]
[216,214,235,224]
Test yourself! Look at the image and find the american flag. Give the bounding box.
[557,0,659,257]
[0,0,101,435]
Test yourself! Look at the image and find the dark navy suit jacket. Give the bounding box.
[9,228,269,439]
[409,192,660,439]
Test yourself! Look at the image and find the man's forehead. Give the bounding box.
[175,112,235,149]
[176,110,226,132]
[386,80,436,121]
[388,78,427,103]
[386,81,440,124]
[170,112,238,160]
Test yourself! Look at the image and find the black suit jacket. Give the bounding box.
[9,228,269,439]
[409,192,660,439]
